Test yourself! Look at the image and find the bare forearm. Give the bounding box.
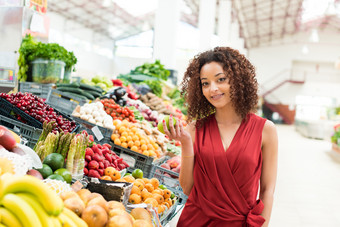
[259,191,274,227]
[179,141,194,196]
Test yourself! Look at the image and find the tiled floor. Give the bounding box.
[168,124,340,227]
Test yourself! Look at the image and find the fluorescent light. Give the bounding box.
[309,29,319,43]
[302,45,309,54]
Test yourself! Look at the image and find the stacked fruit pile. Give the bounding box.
[84,143,129,179]
[111,119,162,158]
[0,174,86,226]
[61,188,153,227]
[101,98,137,123]
[0,92,77,133]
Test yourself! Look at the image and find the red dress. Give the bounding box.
[177,113,266,227]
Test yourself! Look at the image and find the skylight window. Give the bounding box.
[113,0,158,17]
[301,0,340,23]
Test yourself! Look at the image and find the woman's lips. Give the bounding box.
[211,93,224,100]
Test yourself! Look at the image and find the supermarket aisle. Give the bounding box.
[169,124,340,227]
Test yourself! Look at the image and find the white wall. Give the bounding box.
[248,28,340,105]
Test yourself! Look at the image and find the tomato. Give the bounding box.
[121,114,125,118]
[116,108,122,113]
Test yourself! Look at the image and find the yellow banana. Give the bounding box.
[0,174,63,215]
[16,193,54,227]
[0,224,6,227]
[50,216,62,227]
[58,212,78,227]
[0,207,22,227]
[62,207,88,227]
[0,193,42,227]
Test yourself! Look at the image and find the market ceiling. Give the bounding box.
[48,0,340,49]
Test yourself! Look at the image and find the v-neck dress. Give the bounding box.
[177,113,266,227]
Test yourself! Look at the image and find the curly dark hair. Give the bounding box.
[181,46,258,127]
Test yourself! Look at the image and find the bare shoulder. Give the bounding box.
[262,120,278,147]
[185,121,196,144]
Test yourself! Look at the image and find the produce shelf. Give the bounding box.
[19,82,54,99]
[0,114,42,149]
[46,89,88,116]
[0,97,80,133]
[109,142,154,178]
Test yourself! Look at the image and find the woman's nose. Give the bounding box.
[210,82,218,91]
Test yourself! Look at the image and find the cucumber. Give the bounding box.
[80,90,95,100]
[57,87,83,95]
[79,83,103,93]
[61,92,88,101]
[87,90,102,98]
[56,82,80,88]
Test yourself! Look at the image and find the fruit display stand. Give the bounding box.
[0,114,42,149]
[46,89,88,116]
[19,82,54,99]
[110,142,155,178]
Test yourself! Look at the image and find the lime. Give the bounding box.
[159,184,167,190]
[43,153,64,172]
[170,193,175,199]
[132,169,143,179]
[54,168,72,183]
[124,173,131,177]
[36,164,53,179]
[47,174,65,182]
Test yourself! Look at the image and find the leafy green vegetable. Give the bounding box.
[17,34,77,82]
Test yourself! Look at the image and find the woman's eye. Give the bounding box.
[218,77,226,82]
[201,82,208,86]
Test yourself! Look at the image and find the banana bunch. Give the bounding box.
[0,174,87,227]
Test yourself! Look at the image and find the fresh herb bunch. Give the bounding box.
[17,34,77,82]
[134,59,170,80]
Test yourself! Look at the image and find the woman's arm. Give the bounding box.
[162,117,195,196]
[260,120,278,227]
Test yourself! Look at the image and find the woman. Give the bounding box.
[162,47,278,227]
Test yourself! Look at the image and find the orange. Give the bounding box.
[140,139,146,145]
[142,178,150,184]
[127,141,134,148]
[130,185,141,195]
[104,167,115,176]
[131,146,138,152]
[152,143,159,150]
[129,194,142,204]
[111,170,121,181]
[123,175,135,183]
[132,135,139,141]
[114,138,121,146]
[163,202,170,209]
[149,150,156,158]
[141,144,147,151]
[101,175,112,181]
[163,189,171,199]
[144,198,158,207]
[121,131,128,137]
[120,136,127,143]
[145,183,154,192]
[115,178,127,182]
[152,189,163,196]
[126,136,132,142]
[136,179,145,186]
[152,194,164,204]
[147,144,154,150]
[142,150,149,156]
[150,178,159,189]
[119,126,127,134]
[131,127,138,133]
[133,181,144,191]
[121,142,128,148]
[165,198,172,206]
[134,141,141,147]
[157,205,165,214]
[111,133,119,141]
[141,189,152,201]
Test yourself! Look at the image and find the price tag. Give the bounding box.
[120,153,136,167]
[91,126,103,141]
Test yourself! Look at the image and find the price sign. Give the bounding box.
[120,153,136,167]
[91,126,103,141]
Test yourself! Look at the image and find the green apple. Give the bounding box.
[157,115,177,134]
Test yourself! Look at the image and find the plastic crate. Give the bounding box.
[0,114,42,149]
[160,199,180,226]
[0,97,80,133]
[19,82,54,99]
[110,142,154,178]
[151,156,188,205]
[71,116,113,144]
[46,89,88,115]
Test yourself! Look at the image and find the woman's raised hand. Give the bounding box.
[162,115,191,144]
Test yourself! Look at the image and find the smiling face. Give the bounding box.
[200,62,232,110]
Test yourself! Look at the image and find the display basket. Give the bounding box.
[46,89,88,116]
[151,156,187,205]
[86,177,133,206]
[71,116,113,144]
[109,142,154,178]
[19,82,54,99]
[0,114,42,149]
[0,97,80,133]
